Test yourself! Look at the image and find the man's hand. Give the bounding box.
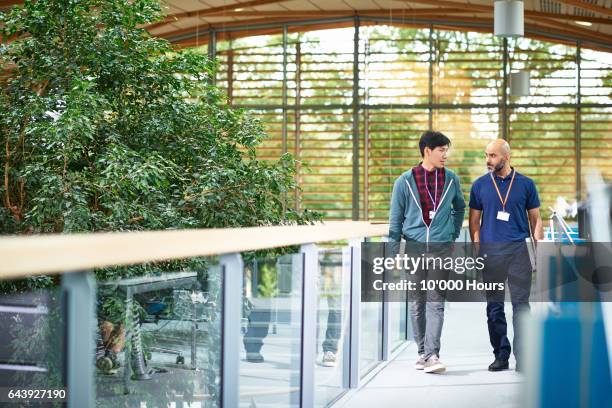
[528,207,544,241]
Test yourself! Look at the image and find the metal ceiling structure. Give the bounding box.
[154,0,611,51]
[1,0,611,51]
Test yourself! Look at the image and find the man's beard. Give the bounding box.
[487,159,506,172]
[494,160,505,172]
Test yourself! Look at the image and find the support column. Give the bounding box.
[208,30,217,86]
[502,38,508,140]
[295,41,302,212]
[282,26,289,215]
[282,25,288,156]
[227,48,234,104]
[364,39,370,221]
[576,41,582,201]
[428,25,434,130]
[352,17,361,221]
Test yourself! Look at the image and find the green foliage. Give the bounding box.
[256,262,279,298]
[0,0,322,290]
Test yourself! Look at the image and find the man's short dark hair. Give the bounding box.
[419,131,451,157]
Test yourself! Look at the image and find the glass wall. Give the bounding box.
[214,25,612,222]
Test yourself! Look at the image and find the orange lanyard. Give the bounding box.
[489,169,516,212]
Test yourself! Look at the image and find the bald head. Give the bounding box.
[486,139,511,156]
[485,139,511,173]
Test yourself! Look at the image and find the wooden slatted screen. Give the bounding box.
[212,27,611,222]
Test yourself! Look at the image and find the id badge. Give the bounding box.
[497,211,510,222]
[429,210,436,219]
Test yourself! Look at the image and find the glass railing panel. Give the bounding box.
[94,258,222,408]
[360,239,383,377]
[240,252,302,407]
[314,247,351,407]
[0,286,65,407]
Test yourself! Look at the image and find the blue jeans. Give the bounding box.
[322,295,340,353]
[408,265,448,360]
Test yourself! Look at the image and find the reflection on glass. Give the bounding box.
[0,287,64,408]
[240,254,302,407]
[360,240,383,377]
[314,248,351,407]
[360,302,382,377]
[95,262,222,408]
[389,242,408,351]
[389,301,408,352]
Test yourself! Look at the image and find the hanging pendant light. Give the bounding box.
[494,0,524,37]
[510,71,530,96]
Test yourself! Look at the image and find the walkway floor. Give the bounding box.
[341,302,525,408]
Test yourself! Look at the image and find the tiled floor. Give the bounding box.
[341,302,525,408]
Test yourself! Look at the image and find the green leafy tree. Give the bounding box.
[1,1,321,405]
[0,0,321,288]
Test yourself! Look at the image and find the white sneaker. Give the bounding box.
[424,355,446,374]
[415,354,426,370]
[322,351,337,367]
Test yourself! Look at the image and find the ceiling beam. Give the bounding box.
[400,0,489,12]
[202,7,473,18]
[156,13,612,47]
[171,19,612,54]
[158,16,323,41]
[554,0,612,17]
[0,0,22,8]
[147,8,481,34]
[528,16,612,44]
[402,0,612,23]
[148,0,292,30]
[145,6,612,28]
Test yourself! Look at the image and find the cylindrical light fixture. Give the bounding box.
[510,71,530,96]
[494,0,524,37]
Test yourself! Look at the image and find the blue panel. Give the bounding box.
[539,302,612,408]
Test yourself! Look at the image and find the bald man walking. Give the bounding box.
[468,140,543,372]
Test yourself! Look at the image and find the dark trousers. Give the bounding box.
[483,246,532,362]
[243,309,271,353]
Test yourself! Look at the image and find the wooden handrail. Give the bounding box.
[0,221,389,279]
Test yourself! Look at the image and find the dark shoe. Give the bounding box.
[488,358,509,371]
[246,352,264,363]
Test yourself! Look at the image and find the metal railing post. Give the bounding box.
[348,237,362,388]
[381,236,391,361]
[299,243,318,407]
[62,270,96,408]
[220,253,243,408]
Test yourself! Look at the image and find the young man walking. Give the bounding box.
[469,139,544,372]
[388,131,466,374]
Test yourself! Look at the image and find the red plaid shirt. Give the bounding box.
[412,163,445,226]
